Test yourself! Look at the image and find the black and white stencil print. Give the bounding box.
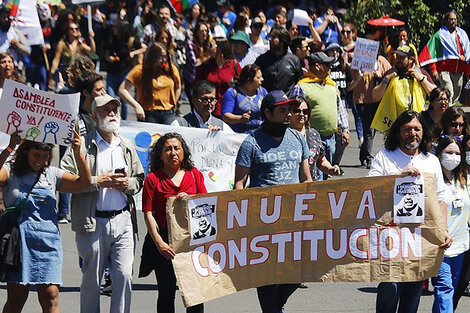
[189,196,218,246]
[393,176,425,223]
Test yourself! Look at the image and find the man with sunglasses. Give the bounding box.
[291,51,350,180]
[172,80,233,132]
[372,44,436,133]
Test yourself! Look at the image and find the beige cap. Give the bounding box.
[92,94,121,110]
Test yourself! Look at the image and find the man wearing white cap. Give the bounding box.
[61,94,144,313]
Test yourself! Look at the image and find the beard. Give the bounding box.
[98,114,120,133]
[402,136,421,150]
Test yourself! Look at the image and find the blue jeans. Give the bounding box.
[257,283,299,313]
[318,134,335,180]
[376,281,424,313]
[107,72,128,120]
[432,254,465,313]
[346,92,363,140]
[25,62,47,91]
[144,109,176,125]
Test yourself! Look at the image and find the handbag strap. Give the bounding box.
[5,170,42,214]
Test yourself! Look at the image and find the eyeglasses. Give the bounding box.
[451,122,465,128]
[341,30,352,35]
[293,108,309,115]
[69,27,79,31]
[436,98,449,103]
[198,97,217,104]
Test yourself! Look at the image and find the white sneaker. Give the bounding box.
[358,137,364,148]
[58,217,69,224]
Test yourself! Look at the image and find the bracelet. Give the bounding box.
[6,146,13,153]
[419,76,426,82]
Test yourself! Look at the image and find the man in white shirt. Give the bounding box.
[368,110,452,313]
[61,94,144,313]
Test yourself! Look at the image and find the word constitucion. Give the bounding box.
[190,190,423,276]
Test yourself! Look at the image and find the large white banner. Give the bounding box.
[11,0,44,46]
[119,120,247,193]
[0,80,80,146]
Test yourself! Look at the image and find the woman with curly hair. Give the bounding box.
[139,133,206,313]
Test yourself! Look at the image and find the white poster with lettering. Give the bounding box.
[0,80,80,147]
[351,37,380,72]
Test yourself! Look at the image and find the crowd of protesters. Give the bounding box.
[1,0,470,312]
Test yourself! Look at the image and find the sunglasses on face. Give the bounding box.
[341,30,352,35]
[293,108,309,115]
[69,27,79,31]
[451,122,465,128]
[198,97,217,104]
[436,98,449,103]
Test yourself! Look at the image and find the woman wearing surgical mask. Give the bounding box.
[453,134,470,309]
[432,135,470,312]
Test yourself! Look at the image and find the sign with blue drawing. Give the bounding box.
[0,80,80,147]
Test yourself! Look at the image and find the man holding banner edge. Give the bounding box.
[234,90,312,312]
[367,110,452,313]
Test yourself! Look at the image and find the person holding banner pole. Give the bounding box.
[367,110,452,313]
[139,132,206,313]
[234,90,312,313]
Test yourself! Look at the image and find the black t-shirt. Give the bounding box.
[255,51,303,94]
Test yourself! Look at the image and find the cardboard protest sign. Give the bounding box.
[119,120,247,193]
[0,80,80,147]
[167,173,446,307]
[351,37,380,72]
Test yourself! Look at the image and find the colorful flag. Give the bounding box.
[4,0,19,17]
[418,27,470,66]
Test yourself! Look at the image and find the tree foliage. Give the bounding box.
[344,0,468,49]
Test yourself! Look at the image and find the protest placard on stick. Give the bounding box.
[167,173,446,307]
[351,37,380,72]
[0,80,80,147]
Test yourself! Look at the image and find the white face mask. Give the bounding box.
[466,151,470,166]
[441,153,461,171]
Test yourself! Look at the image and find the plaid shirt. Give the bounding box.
[291,83,349,132]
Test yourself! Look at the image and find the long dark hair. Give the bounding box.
[384,110,431,153]
[149,133,194,172]
[10,140,54,176]
[142,42,174,108]
[436,135,467,187]
[438,106,470,137]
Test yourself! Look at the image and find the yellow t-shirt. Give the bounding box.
[126,63,181,111]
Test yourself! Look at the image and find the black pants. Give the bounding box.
[143,232,204,313]
[257,283,300,313]
[356,102,379,163]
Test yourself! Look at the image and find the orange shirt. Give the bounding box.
[351,56,392,104]
[126,63,181,111]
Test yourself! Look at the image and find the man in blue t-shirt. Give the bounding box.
[234,90,312,312]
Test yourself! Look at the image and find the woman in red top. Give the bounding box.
[195,37,241,117]
[140,132,206,313]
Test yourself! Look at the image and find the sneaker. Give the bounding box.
[464,283,470,297]
[358,137,364,148]
[58,217,69,224]
[101,280,112,296]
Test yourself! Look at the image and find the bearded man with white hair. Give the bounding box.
[61,94,144,313]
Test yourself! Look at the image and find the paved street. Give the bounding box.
[1,107,470,312]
